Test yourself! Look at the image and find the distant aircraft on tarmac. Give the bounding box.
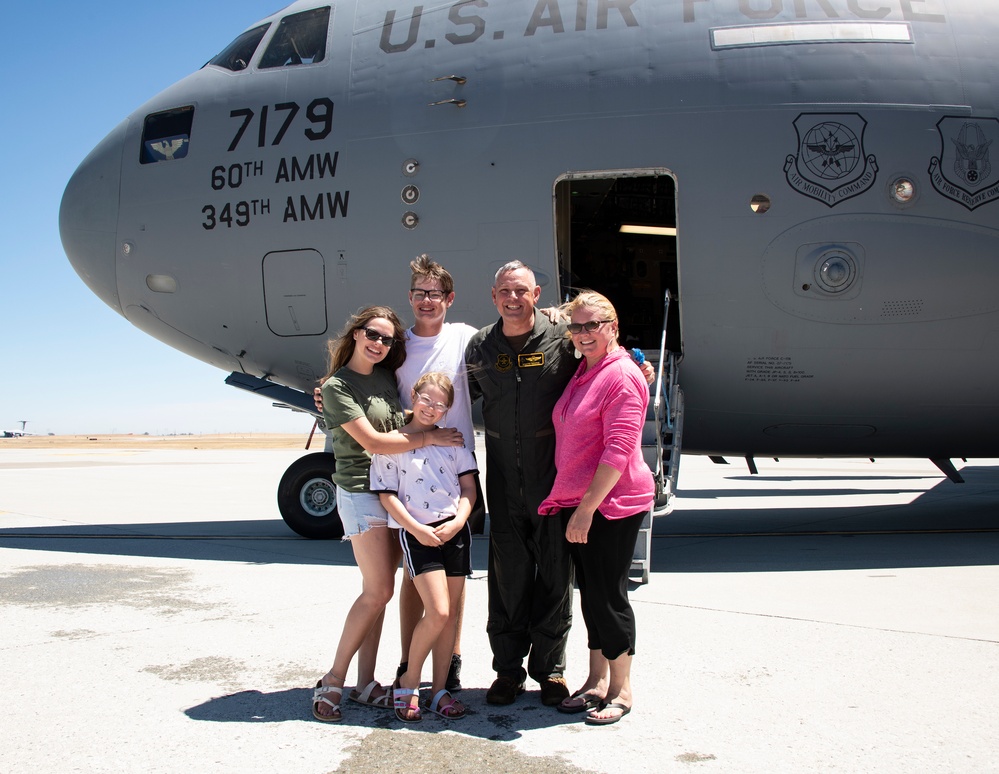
[61,0,999,538]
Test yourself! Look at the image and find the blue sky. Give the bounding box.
[0,1,317,435]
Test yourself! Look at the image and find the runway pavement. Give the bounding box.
[1,446,997,773]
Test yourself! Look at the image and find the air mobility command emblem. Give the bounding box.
[929,117,999,210]
[785,113,878,206]
[496,353,512,372]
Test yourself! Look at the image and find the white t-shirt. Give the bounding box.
[370,443,479,528]
[396,322,478,450]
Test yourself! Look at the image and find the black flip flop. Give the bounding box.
[585,701,631,725]
[557,690,603,714]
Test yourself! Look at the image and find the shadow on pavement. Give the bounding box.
[184,685,577,741]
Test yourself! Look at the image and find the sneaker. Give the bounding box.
[486,675,526,705]
[539,676,570,706]
[446,654,462,692]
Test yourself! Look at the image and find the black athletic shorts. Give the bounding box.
[398,518,472,578]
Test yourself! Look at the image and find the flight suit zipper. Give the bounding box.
[514,363,524,497]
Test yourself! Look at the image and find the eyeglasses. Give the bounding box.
[359,327,395,347]
[410,289,446,302]
[415,393,449,412]
[567,319,615,335]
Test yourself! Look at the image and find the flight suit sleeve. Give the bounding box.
[465,331,486,404]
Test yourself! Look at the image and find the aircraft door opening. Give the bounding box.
[554,172,680,356]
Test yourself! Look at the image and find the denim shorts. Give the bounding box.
[336,489,389,540]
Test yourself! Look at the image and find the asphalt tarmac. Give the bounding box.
[1,446,997,773]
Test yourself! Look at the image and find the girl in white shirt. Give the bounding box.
[370,372,478,722]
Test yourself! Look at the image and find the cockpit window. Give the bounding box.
[140,107,195,164]
[259,7,330,69]
[208,24,269,72]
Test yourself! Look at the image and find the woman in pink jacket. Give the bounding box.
[539,291,654,726]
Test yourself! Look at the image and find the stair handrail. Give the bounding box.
[653,291,673,496]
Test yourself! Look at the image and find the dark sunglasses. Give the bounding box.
[359,326,395,347]
[567,319,614,334]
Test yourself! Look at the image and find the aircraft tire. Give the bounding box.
[277,452,344,539]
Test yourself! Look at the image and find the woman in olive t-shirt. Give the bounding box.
[311,305,464,723]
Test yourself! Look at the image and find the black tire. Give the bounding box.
[277,452,344,539]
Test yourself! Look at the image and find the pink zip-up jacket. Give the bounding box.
[539,347,655,519]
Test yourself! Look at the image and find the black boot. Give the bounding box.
[445,654,462,692]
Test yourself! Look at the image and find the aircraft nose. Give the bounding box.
[60,120,126,314]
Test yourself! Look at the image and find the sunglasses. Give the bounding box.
[359,327,395,347]
[567,319,615,335]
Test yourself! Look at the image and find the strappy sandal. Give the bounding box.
[393,687,422,723]
[348,680,392,709]
[427,689,466,719]
[312,680,344,722]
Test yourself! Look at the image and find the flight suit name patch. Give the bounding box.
[518,352,545,368]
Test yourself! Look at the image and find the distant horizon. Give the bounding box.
[0,398,318,437]
[2,430,309,437]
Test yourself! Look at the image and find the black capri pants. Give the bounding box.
[559,507,645,660]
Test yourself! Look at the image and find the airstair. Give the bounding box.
[632,291,684,583]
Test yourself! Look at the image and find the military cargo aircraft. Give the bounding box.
[61,0,999,538]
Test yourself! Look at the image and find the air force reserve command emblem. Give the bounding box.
[784,113,878,207]
[929,117,999,210]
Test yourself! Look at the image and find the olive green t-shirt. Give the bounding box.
[321,366,405,491]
